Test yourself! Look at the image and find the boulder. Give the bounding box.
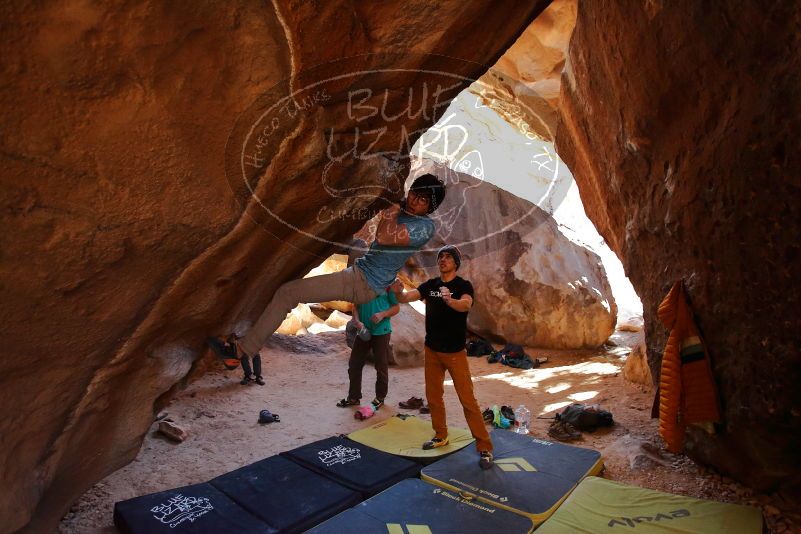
[305,254,353,313]
[556,0,801,492]
[277,303,324,335]
[324,310,352,329]
[404,161,616,349]
[0,1,555,528]
[387,304,426,367]
[307,323,340,335]
[622,333,652,387]
[276,313,304,336]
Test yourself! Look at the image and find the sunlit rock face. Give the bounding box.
[474,0,577,141]
[404,160,616,349]
[556,1,801,493]
[0,1,552,531]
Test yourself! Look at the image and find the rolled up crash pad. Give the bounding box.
[306,478,535,534]
[113,482,274,534]
[536,476,763,533]
[280,436,420,498]
[347,414,474,462]
[421,429,603,526]
[209,455,361,533]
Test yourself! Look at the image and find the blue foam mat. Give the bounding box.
[306,478,534,533]
[281,435,421,497]
[113,482,274,534]
[421,429,603,522]
[210,455,361,533]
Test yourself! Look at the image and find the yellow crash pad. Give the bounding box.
[537,476,763,533]
[347,415,474,460]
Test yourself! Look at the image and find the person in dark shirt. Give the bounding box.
[394,245,493,469]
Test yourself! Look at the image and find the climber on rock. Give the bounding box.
[207,174,446,385]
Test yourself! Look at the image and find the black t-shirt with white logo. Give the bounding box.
[417,276,474,353]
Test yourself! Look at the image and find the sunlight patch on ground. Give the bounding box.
[568,390,599,402]
[474,360,619,388]
[543,401,572,414]
[546,383,571,394]
[468,360,618,415]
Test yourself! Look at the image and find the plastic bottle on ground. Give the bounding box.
[514,405,530,434]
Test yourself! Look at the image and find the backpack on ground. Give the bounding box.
[556,403,614,431]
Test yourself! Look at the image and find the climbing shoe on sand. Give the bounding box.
[548,420,582,442]
[399,396,424,409]
[258,410,280,424]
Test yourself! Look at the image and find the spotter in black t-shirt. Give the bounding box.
[417,276,474,353]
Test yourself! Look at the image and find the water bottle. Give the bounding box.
[514,405,530,435]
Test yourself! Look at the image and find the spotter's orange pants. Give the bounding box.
[424,346,493,453]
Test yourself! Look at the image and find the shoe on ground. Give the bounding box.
[482,408,494,423]
[500,405,516,422]
[240,375,253,386]
[206,335,242,370]
[422,437,449,450]
[371,398,384,410]
[258,409,279,424]
[398,396,424,409]
[419,404,431,414]
[479,451,494,470]
[254,376,265,386]
[548,420,582,441]
[336,397,360,408]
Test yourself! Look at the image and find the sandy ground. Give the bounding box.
[58,330,798,533]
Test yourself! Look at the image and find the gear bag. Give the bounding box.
[556,403,614,431]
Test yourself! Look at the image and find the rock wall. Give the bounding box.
[474,0,577,140]
[556,1,801,494]
[0,1,552,531]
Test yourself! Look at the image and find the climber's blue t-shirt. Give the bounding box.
[355,213,435,293]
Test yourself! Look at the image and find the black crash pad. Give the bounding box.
[209,455,361,533]
[281,435,421,497]
[307,478,534,534]
[113,482,274,534]
[421,429,603,525]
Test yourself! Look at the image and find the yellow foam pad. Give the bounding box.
[347,415,474,459]
[537,476,763,533]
